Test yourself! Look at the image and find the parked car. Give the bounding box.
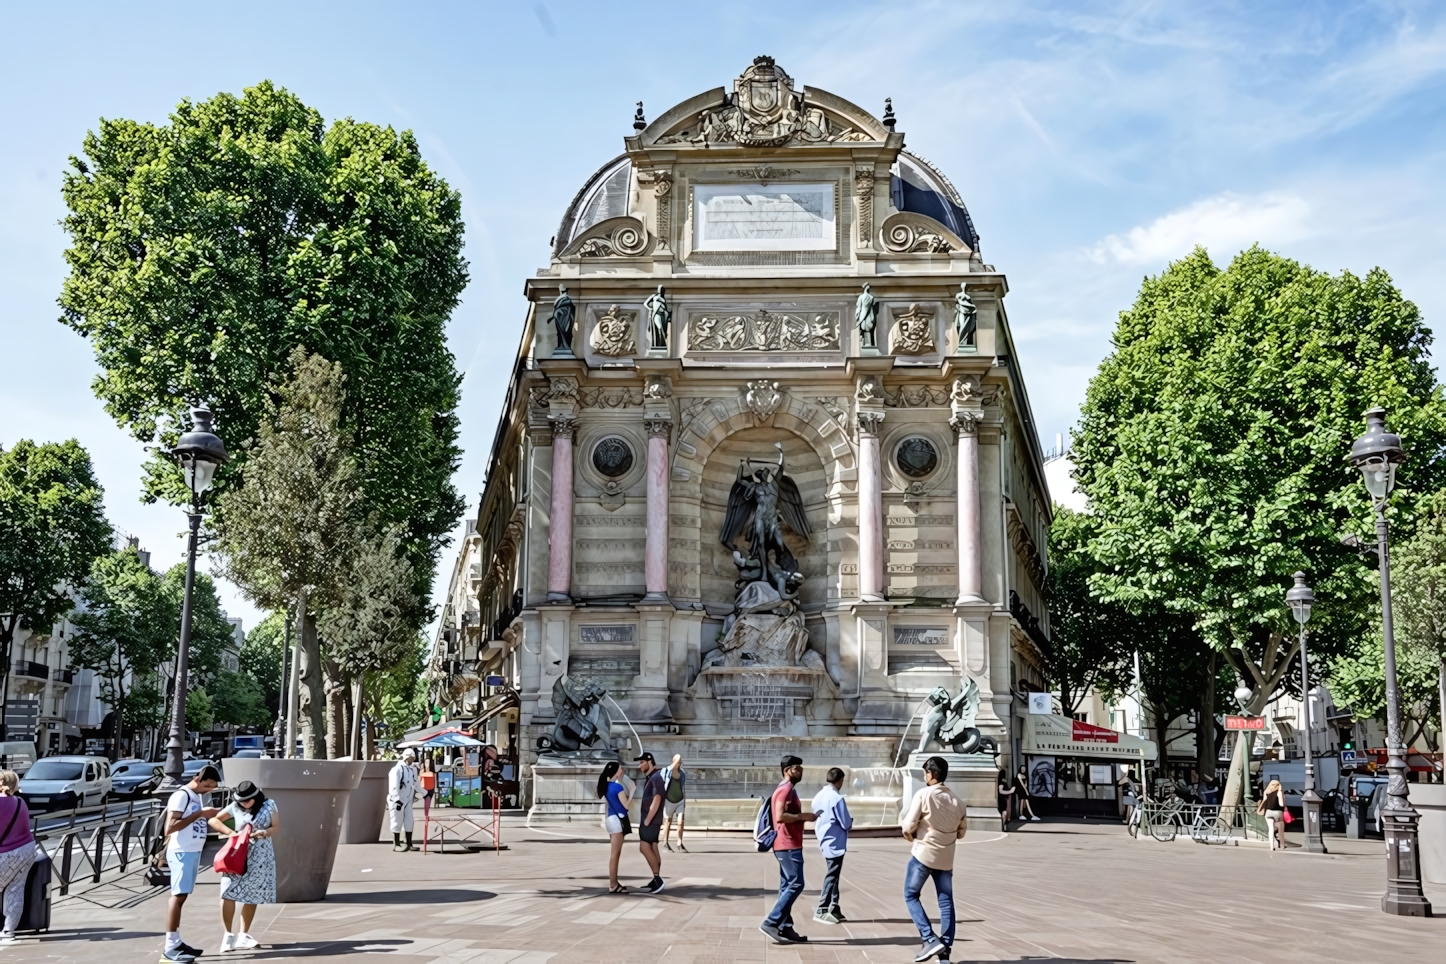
[231,749,264,759]
[18,755,112,811]
[180,757,226,807]
[109,759,164,798]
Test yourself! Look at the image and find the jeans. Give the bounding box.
[765,848,805,928]
[817,854,844,913]
[903,856,954,947]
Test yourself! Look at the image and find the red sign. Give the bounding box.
[1225,715,1266,731]
[1071,720,1120,744]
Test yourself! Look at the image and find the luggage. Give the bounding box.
[17,852,50,933]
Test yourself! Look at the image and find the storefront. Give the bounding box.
[1020,714,1158,817]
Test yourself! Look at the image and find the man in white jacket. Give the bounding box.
[388,749,420,851]
[900,755,967,962]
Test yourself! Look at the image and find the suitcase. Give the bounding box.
[17,853,50,933]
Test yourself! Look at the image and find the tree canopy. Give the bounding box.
[59,80,468,594]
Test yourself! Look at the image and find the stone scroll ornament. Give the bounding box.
[589,306,636,356]
[855,283,880,351]
[551,286,575,355]
[917,676,999,755]
[954,288,978,351]
[644,286,670,351]
[538,675,612,753]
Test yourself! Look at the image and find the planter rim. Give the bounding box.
[221,758,365,791]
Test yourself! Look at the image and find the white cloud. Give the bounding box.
[1087,192,1314,266]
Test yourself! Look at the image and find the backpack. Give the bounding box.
[753,791,777,852]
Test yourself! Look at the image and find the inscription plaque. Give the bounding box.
[893,626,951,646]
[580,625,636,643]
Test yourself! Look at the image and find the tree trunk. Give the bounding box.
[350,674,363,760]
[323,658,346,760]
[1197,651,1217,780]
[1438,657,1446,758]
[298,608,327,759]
[0,615,16,742]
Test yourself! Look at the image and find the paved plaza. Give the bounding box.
[8,817,1443,963]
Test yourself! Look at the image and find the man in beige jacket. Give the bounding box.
[900,755,966,962]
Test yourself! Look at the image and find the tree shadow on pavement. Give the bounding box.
[242,939,412,958]
[32,927,151,943]
[322,888,496,903]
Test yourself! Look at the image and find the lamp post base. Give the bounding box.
[1301,789,1327,854]
[1382,813,1432,917]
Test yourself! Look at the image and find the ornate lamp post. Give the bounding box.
[1347,407,1431,916]
[158,407,227,791]
[1285,572,1326,853]
[1234,681,1255,815]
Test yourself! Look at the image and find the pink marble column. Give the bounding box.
[857,412,885,602]
[547,416,576,603]
[642,418,672,604]
[953,413,984,604]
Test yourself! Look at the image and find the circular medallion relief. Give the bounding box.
[591,437,634,478]
[896,437,939,479]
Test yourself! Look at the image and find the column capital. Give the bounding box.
[644,417,673,440]
[857,410,886,437]
[950,411,982,437]
[548,414,578,439]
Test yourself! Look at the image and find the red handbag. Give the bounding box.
[213,825,251,875]
[1283,809,1294,825]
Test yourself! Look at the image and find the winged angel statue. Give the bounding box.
[720,443,811,599]
[918,677,999,756]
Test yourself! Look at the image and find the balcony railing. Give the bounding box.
[53,669,74,685]
[12,661,48,681]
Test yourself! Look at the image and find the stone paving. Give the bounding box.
[8,817,1444,963]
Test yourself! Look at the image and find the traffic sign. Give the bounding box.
[1224,715,1265,731]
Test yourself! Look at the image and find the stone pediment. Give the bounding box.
[640,56,891,149]
[557,216,651,259]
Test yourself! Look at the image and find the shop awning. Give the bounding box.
[1022,714,1158,762]
[398,728,486,749]
[469,688,520,731]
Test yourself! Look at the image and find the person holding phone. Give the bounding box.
[162,764,222,962]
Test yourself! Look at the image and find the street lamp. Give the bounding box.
[1347,407,1431,916]
[1285,572,1326,853]
[158,406,227,792]
[1234,681,1255,815]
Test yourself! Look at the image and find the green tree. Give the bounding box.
[240,612,286,725]
[69,546,173,758]
[213,350,361,758]
[58,80,467,595]
[186,688,215,733]
[160,564,235,687]
[1072,247,1446,806]
[124,681,166,733]
[0,440,112,736]
[372,638,429,754]
[1046,507,1136,716]
[210,670,270,729]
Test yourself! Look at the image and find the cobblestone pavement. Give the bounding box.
[9,818,1444,963]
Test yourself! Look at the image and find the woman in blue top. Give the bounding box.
[597,762,632,893]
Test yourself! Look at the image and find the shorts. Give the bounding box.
[639,824,661,844]
[168,849,202,895]
[664,799,685,819]
[605,814,629,835]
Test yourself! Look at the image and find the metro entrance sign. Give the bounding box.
[1224,715,1266,731]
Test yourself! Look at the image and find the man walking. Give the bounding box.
[811,766,853,925]
[760,755,816,945]
[662,753,688,852]
[162,764,221,962]
[636,752,666,893]
[901,756,967,962]
[388,749,420,851]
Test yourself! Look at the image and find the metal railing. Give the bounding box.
[12,661,48,681]
[32,799,166,897]
[1133,800,1267,844]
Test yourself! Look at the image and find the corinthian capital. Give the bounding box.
[950,411,983,437]
[549,415,578,439]
[644,417,673,440]
[857,411,886,437]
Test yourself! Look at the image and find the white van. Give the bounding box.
[18,755,112,811]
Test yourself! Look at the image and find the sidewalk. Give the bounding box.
[8,817,1443,963]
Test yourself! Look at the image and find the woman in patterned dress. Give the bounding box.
[207,781,280,952]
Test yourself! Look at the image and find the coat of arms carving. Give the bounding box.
[589,306,637,356]
[657,57,871,147]
[890,304,936,355]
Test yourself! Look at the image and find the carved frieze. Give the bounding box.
[889,304,936,355]
[687,309,839,352]
[589,306,637,356]
[578,387,643,409]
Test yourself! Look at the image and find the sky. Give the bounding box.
[4,1,1445,632]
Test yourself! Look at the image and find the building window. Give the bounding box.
[592,437,634,478]
[895,437,939,478]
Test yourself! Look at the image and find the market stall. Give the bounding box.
[1020,714,1158,818]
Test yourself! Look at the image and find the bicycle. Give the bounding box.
[1146,796,1188,841]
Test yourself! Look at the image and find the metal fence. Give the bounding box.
[1133,800,1267,844]
[33,800,166,897]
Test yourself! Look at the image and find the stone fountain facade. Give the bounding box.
[442,57,1053,824]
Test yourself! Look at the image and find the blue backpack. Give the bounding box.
[753,793,777,852]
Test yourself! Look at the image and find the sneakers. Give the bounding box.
[233,934,259,950]
[162,948,197,963]
[1032,815,1042,822]
[219,933,236,953]
[813,910,841,925]
[178,943,205,958]
[915,938,947,962]
[645,876,665,894]
[778,927,808,943]
[759,922,786,943]
[834,908,848,922]
[664,842,674,852]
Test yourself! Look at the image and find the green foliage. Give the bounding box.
[0,440,112,667]
[186,688,215,732]
[1046,507,1137,713]
[240,612,286,722]
[69,547,174,740]
[160,564,234,686]
[58,80,467,594]
[209,670,271,728]
[124,681,166,731]
[1073,247,1446,706]
[318,525,425,678]
[374,638,428,746]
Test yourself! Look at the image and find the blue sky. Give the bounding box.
[4,1,1445,629]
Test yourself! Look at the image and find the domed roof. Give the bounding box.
[551,57,981,258]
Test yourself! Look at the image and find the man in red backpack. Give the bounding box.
[759,755,815,944]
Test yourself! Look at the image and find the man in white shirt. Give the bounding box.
[163,764,221,962]
[811,766,853,925]
[388,749,420,851]
[900,755,966,963]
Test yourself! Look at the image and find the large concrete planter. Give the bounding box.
[221,758,364,902]
[340,761,396,844]
[1413,783,1446,885]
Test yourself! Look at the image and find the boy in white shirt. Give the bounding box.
[163,765,221,962]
